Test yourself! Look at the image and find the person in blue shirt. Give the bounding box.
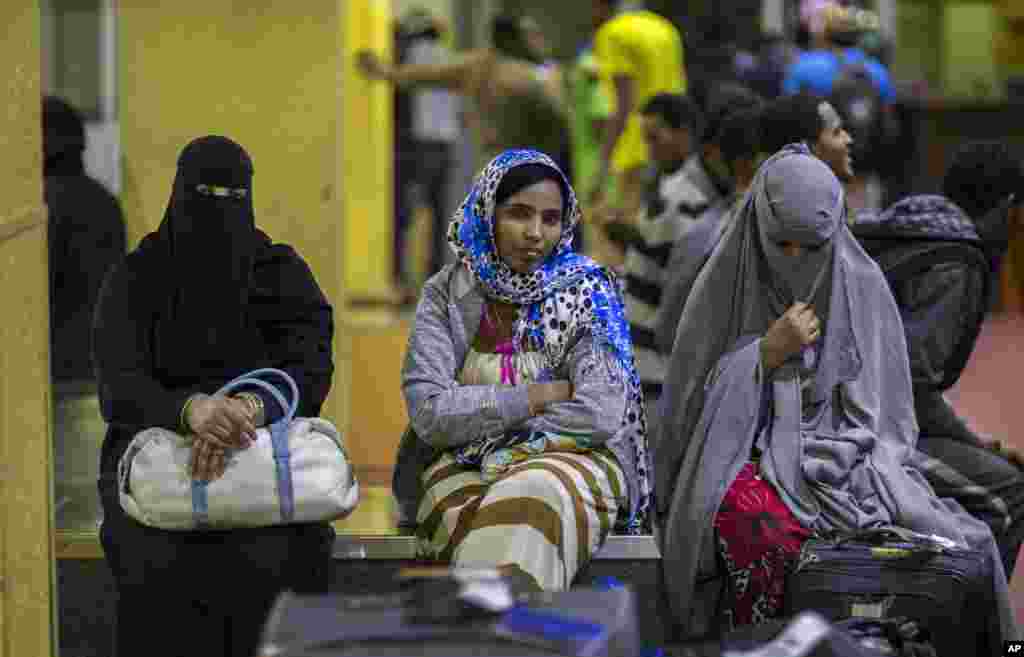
[783,5,893,211]
[783,43,893,104]
[783,5,893,103]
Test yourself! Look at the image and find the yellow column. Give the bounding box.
[118,0,351,433]
[341,0,395,303]
[0,2,55,656]
[995,0,1024,80]
[942,2,1001,99]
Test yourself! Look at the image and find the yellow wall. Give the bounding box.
[0,3,54,656]
[995,0,1024,78]
[943,2,1002,99]
[119,0,354,432]
[894,0,942,91]
[341,0,395,302]
[897,0,1023,98]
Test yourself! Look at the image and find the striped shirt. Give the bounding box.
[623,156,724,393]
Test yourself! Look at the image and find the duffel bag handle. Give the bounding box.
[215,367,299,422]
[188,368,302,527]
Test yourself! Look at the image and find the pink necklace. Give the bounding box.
[484,304,518,385]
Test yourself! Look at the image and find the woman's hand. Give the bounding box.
[186,394,256,449]
[761,302,821,372]
[186,396,258,481]
[528,380,573,415]
[191,439,227,482]
[231,393,266,428]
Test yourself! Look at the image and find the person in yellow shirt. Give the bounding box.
[588,1,686,267]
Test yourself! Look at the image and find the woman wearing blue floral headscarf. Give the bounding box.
[395,149,651,590]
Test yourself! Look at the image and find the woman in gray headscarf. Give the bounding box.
[654,144,1020,640]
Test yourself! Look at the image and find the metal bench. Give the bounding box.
[333,532,660,560]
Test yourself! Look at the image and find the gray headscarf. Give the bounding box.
[655,146,861,514]
[755,158,837,305]
[655,144,1019,640]
[752,148,853,405]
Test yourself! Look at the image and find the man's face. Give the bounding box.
[811,101,855,182]
[641,114,693,171]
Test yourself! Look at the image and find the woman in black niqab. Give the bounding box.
[152,135,266,381]
[92,135,336,657]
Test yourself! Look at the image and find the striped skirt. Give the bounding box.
[416,448,627,591]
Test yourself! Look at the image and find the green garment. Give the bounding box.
[568,47,615,202]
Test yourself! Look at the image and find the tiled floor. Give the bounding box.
[944,313,1024,444]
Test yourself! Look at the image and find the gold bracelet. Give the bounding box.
[236,392,255,416]
[180,394,203,433]
[236,392,265,425]
[236,392,256,415]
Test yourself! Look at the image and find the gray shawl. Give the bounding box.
[655,145,1019,639]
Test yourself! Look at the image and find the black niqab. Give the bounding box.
[151,136,268,382]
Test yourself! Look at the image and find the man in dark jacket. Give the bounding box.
[43,95,126,383]
[855,141,1024,576]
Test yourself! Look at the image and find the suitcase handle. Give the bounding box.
[834,526,956,553]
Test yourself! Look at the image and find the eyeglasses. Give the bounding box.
[195,184,248,200]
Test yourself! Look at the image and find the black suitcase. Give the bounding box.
[783,527,997,657]
[257,584,640,656]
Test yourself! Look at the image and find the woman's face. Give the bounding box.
[494,179,564,274]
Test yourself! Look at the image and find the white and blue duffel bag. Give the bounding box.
[118,368,359,530]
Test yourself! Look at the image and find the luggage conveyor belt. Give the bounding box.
[57,491,668,653]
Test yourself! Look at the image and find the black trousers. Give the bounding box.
[99,483,334,657]
[395,139,453,282]
[916,435,1024,577]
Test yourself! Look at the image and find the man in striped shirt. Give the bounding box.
[655,105,768,362]
[622,85,763,404]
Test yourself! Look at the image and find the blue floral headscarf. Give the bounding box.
[447,149,652,533]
